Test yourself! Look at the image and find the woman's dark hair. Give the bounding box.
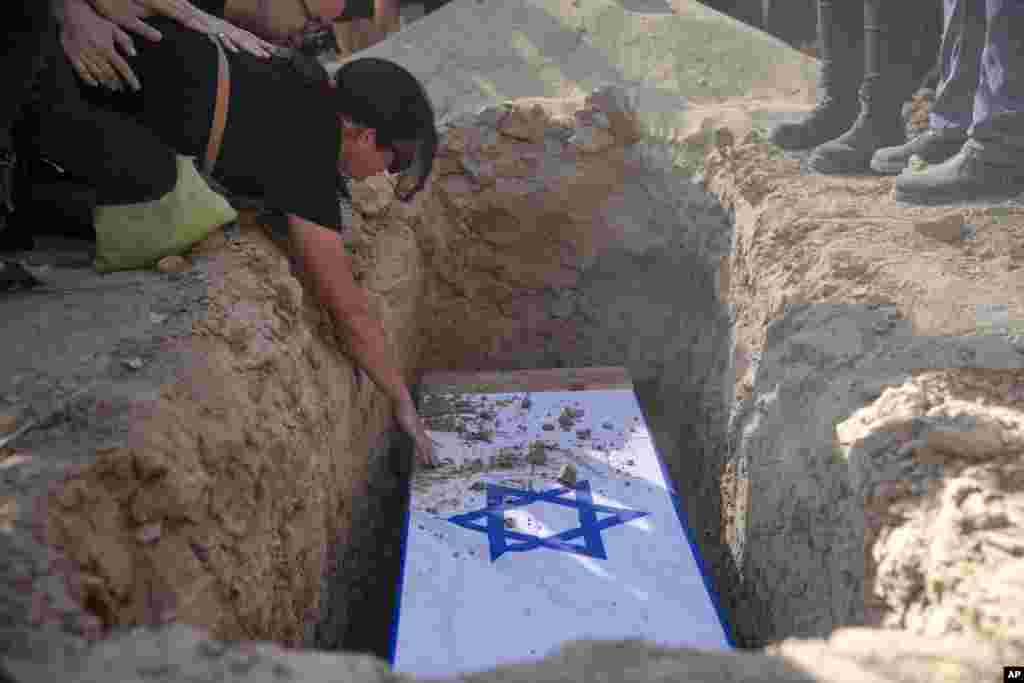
[283,53,437,201]
[332,58,438,202]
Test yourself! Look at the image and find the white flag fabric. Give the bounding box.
[391,380,731,678]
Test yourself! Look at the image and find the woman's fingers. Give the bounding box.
[252,39,274,57]
[223,28,277,58]
[79,53,113,88]
[79,49,126,91]
[218,33,239,52]
[127,16,163,42]
[113,25,138,57]
[108,48,141,91]
[71,59,100,87]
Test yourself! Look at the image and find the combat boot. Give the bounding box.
[871,126,969,175]
[768,0,863,151]
[894,113,1024,205]
[808,0,915,174]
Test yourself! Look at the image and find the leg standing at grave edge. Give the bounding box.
[805,0,929,174]
[882,0,1024,205]
[769,0,940,159]
[0,1,54,244]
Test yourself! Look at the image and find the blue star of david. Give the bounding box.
[446,480,649,562]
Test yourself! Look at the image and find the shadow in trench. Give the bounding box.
[313,420,415,661]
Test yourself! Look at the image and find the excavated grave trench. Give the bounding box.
[309,107,747,657]
[3,98,783,680]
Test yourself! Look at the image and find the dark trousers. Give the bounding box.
[0,1,53,151]
[931,0,1024,132]
[14,26,177,207]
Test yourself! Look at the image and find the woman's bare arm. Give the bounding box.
[287,213,439,466]
[286,213,411,406]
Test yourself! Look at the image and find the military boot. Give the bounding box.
[894,113,1024,205]
[769,0,863,151]
[808,0,915,174]
[871,126,969,175]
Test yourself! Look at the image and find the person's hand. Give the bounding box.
[87,0,210,41]
[200,12,279,57]
[394,397,442,469]
[89,0,278,58]
[62,0,142,91]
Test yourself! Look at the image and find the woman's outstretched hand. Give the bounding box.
[62,0,142,91]
[192,11,279,57]
[394,397,442,469]
[87,0,207,40]
[88,0,278,58]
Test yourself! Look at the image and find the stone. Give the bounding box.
[156,255,190,274]
[460,155,497,186]
[122,358,144,371]
[568,126,616,154]
[477,105,509,128]
[133,449,170,480]
[0,413,18,436]
[136,522,162,545]
[912,213,963,244]
[586,84,636,116]
[498,105,548,143]
[557,463,577,487]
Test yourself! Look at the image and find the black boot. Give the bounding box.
[768,0,863,151]
[894,113,1024,205]
[870,126,968,175]
[808,0,915,174]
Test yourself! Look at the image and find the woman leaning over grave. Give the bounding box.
[18,0,441,466]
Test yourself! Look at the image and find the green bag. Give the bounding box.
[93,155,237,273]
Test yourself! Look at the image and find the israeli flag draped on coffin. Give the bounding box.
[391,368,732,678]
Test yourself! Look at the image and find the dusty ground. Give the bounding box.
[836,368,1024,643]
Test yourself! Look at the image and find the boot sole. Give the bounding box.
[872,145,966,177]
[807,153,874,175]
[870,158,907,175]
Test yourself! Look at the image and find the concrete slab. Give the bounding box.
[326,0,818,140]
[392,368,731,679]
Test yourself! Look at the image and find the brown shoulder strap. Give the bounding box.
[204,38,231,177]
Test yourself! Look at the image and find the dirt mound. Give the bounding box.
[836,369,1024,643]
